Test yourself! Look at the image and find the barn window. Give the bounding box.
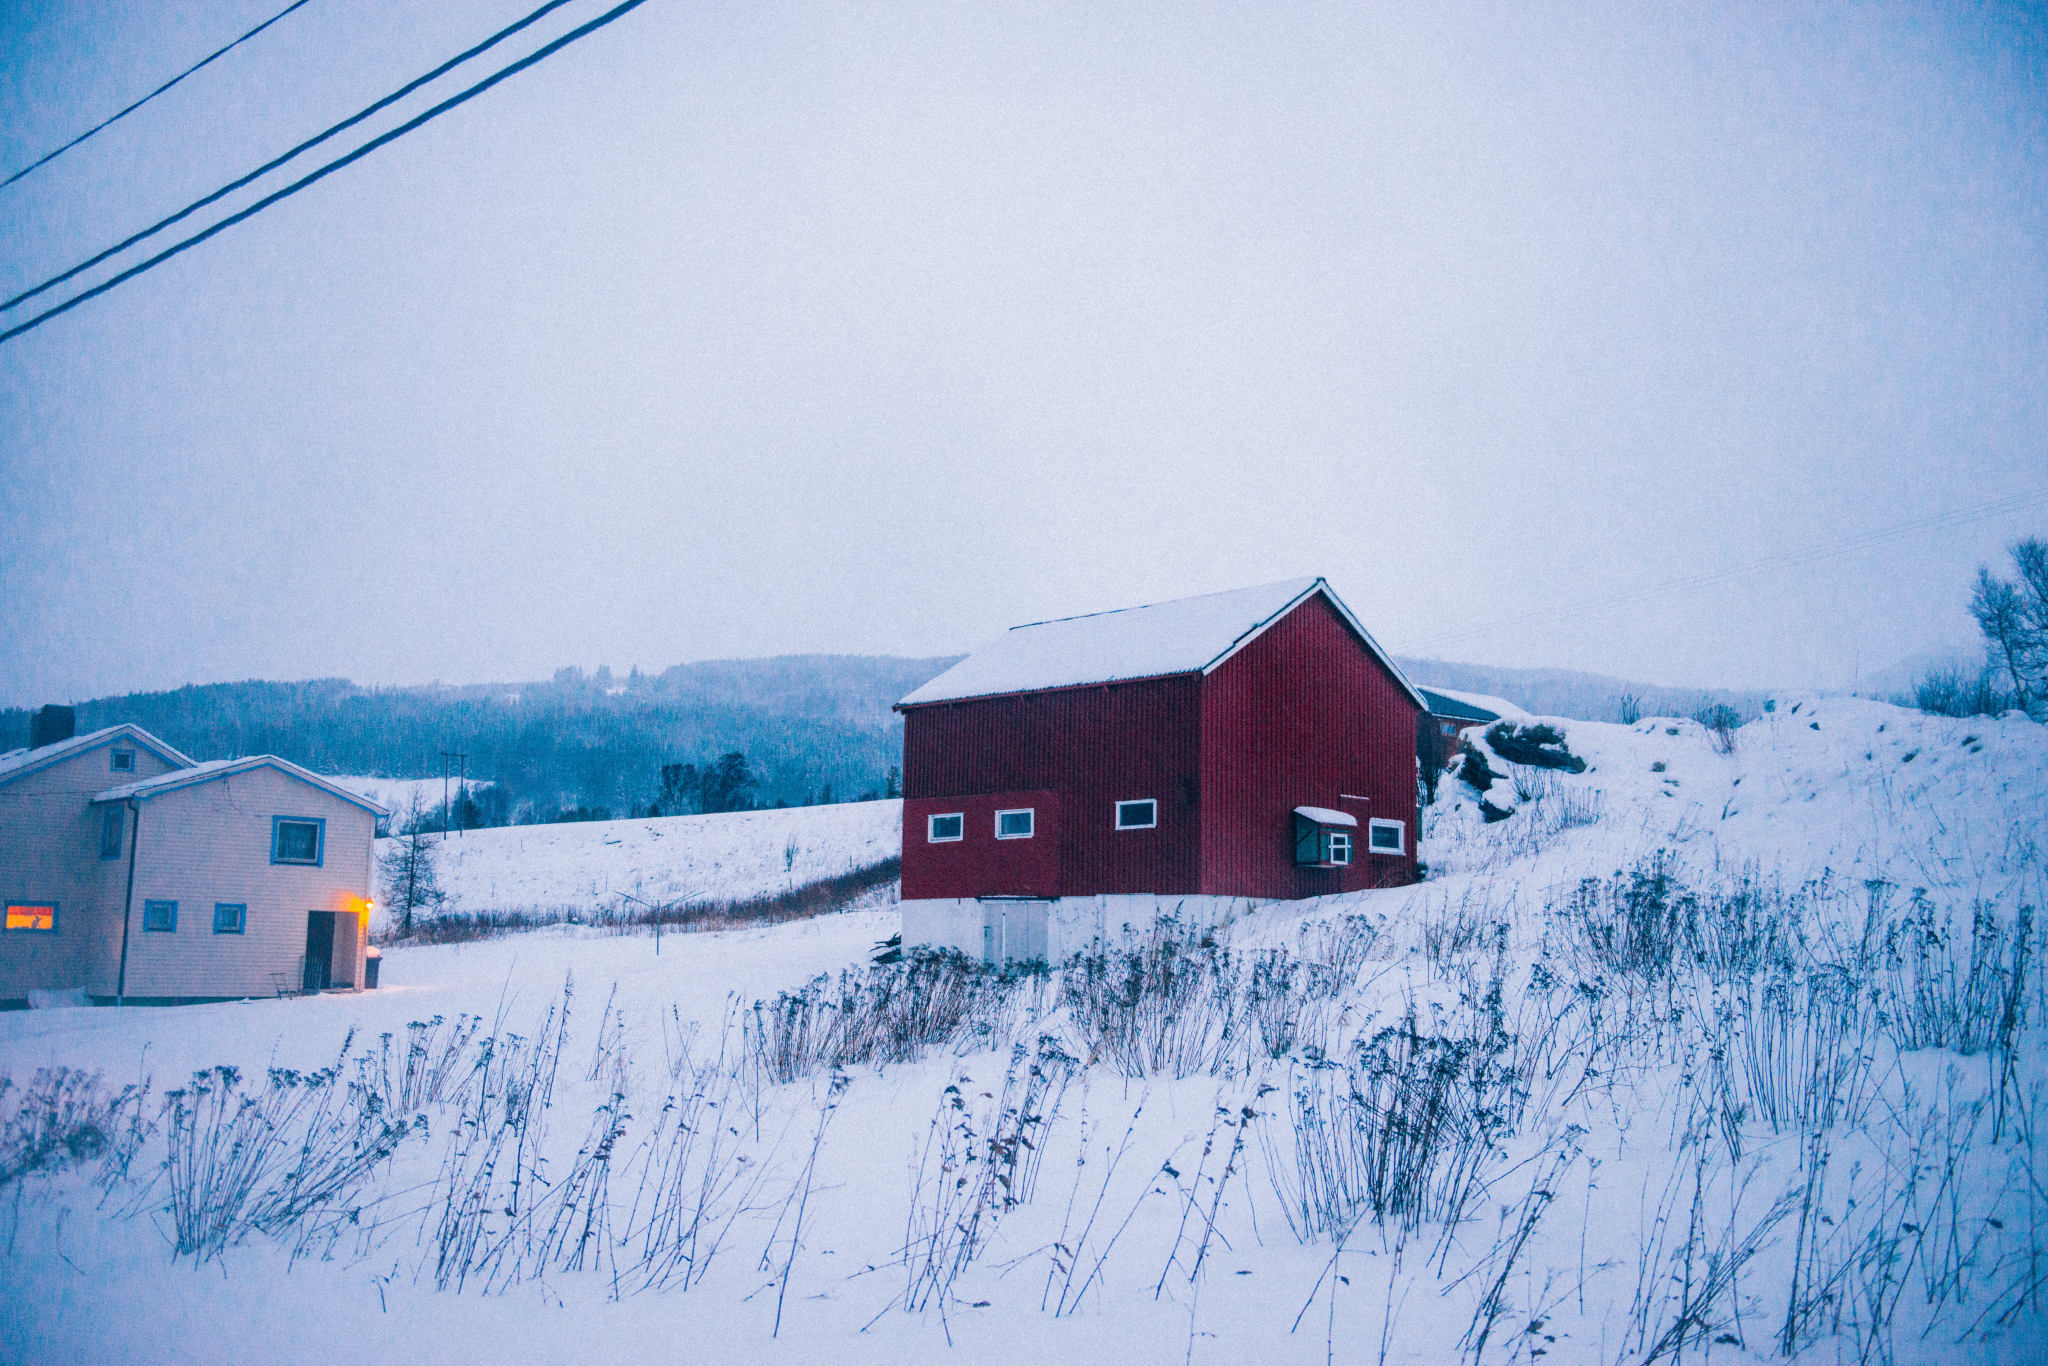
[995,809,1035,839]
[99,807,124,859]
[110,749,136,772]
[928,813,964,842]
[272,817,325,866]
[143,900,178,932]
[1115,800,1156,830]
[4,902,56,933]
[214,903,246,935]
[1292,808,1358,867]
[1441,722,1458,737]
[1369,819,1406,855]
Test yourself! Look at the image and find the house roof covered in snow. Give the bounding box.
[898,577,1428,709]
[94,755,391,815]
[1418,688,1501,724]
[0,724,193,787]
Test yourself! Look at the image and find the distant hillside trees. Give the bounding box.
[1,654,954,819]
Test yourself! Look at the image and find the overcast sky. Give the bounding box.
[2,0,2043,707]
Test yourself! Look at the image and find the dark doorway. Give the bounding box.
[303,912,337,992]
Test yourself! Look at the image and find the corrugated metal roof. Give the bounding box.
[1418,688,1501,724]
[900,578,1427,709]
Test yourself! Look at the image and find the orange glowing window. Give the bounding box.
[5,903,56,933]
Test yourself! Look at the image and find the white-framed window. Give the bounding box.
[927,812,964,842]
[110,749,136,772]
[1114,799,1156,830]
[1368,818,1405,855]
[1326,830,1352,865]
[272,816,325,866]
[995,808,1035,839]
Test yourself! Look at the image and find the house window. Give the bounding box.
[272,817,325,866]
[4,903,56,933]
[99,807,124,859]
[143,900,178,932]
[928,813,964,842]
[1114,799,1157,830]
[1368,818,1406,855]
[110,749,136,772]
[995,809,1035,839]
[214,903,247,935]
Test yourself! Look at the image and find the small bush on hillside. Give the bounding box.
[1458,742,1501,793]
[1485,722,1587,774]
[1908,664,2012,719]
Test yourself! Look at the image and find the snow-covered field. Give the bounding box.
[374,800,901,930]
[5,698,2046,1365]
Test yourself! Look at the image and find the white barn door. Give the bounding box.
[981,900,1048,966]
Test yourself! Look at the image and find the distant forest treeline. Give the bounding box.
[1,655,959,823]
[4,650,1777,823]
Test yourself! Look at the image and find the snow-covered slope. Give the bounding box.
[380,800,900,928]
[5,700,2045,1366]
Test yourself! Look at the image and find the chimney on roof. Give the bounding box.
[30,705,76,749]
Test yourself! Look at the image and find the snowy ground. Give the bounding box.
[371,800,901,931]
[5,699,2046,1365]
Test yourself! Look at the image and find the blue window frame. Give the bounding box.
[109,749,136,772]
[143,900,178,932]
[213,903,246,935]
[99,806,124,859]
[5,902,57,933]
[271,816,326,866]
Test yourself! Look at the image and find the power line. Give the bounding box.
[1,0,320,191]
[2,0,583,316]
[0,0,653,348]
[1410,487,2048,655]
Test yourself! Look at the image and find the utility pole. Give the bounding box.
[440,750,468,835]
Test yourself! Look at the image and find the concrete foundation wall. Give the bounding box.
[902,892,1259,964]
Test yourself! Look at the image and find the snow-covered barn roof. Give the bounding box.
[94,755,391,816]
[1418,688,1501,724]
[0,724,193,786]
[898,577,1428,709]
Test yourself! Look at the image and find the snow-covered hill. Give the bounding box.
[372,800,900,930]
[4,699,2044,1366]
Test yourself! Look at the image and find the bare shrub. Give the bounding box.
[747,948,1035,1084]
[1062,920,1242,1079]
[1880,895,2033,1056]
[0,1068,147,1189]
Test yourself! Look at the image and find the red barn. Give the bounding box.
[895,578,1427,962]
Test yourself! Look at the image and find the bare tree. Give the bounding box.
[1971,538,2048,715]
[378,796,446,937]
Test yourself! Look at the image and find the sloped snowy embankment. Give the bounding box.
[4,699,2046,1366]
[368,799,902,930]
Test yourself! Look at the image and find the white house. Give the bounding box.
[0,712,388,1007]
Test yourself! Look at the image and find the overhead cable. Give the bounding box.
[2,0,320,190]
[0,0,653,347]
[2,0,583,315]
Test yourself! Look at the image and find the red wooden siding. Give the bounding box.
[902,790,1061,899]
[1198,592,1418,898]
[901,675,1203,899]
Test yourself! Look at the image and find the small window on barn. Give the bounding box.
[1115,800,1156,830]
[214,903,246,935]
[1441,722,1458,737]
[272,817,325,866]
[110,749,136,772]
[99,807,124,859]
[995,809,1035,839]
[928,813,964,842]
[1368,818,1405,855]
[1326,830,1352,865]
[143,900,177,932]
[5,903,56,933]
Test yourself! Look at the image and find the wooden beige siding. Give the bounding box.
[119,767,375,1000]
[0,741,179,1000]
